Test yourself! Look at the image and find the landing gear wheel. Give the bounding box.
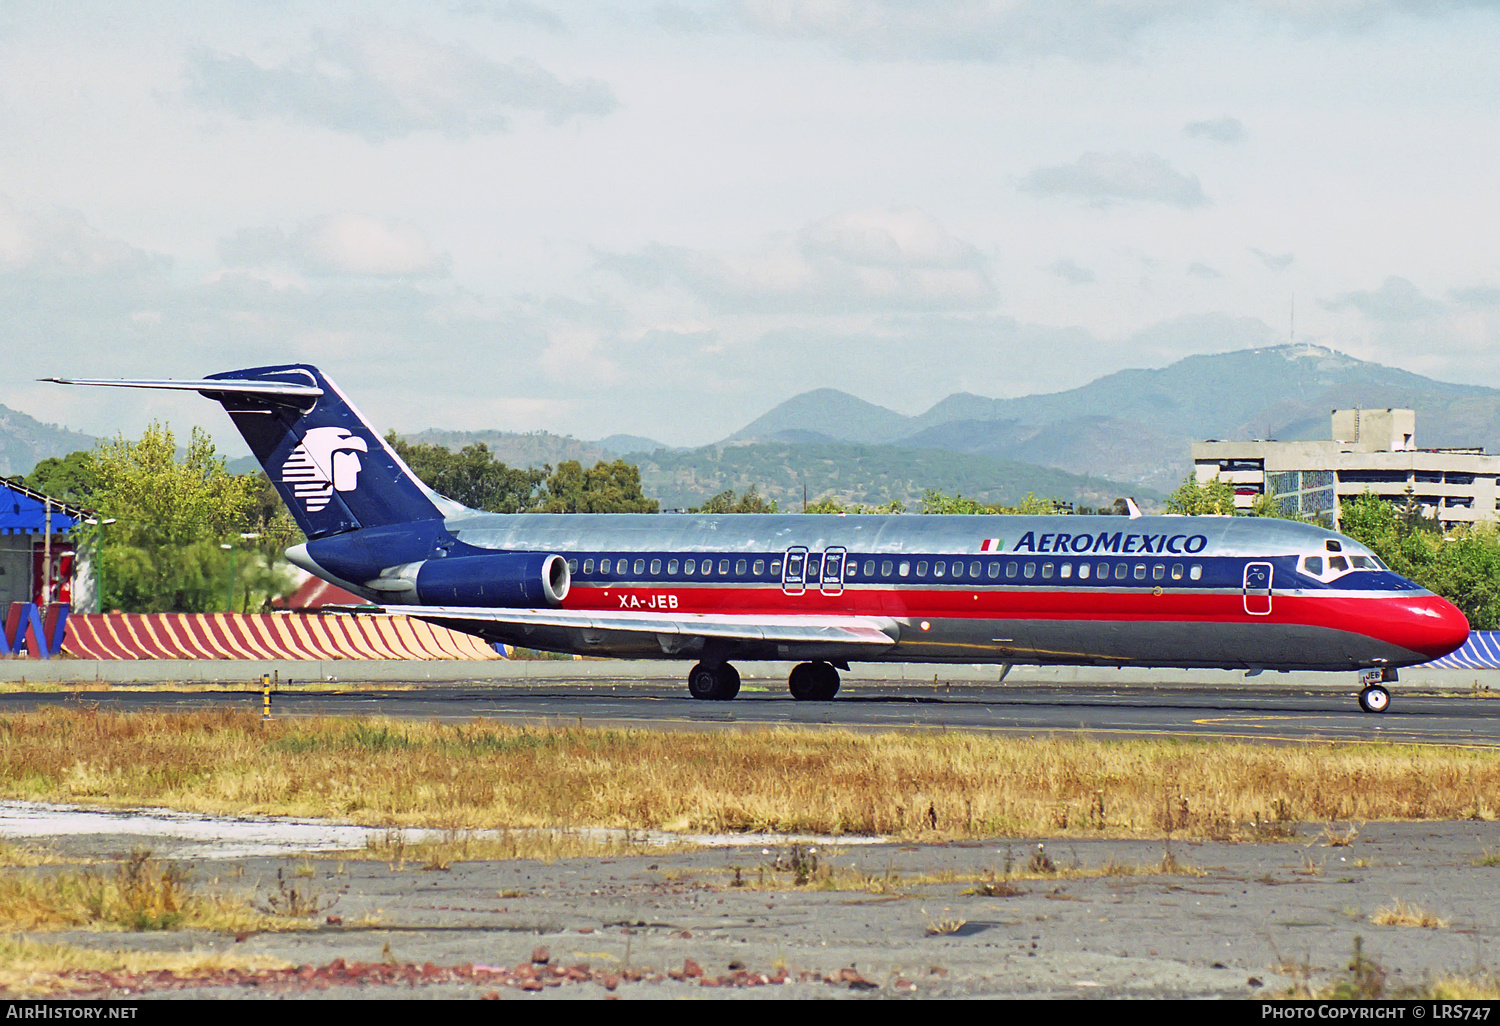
[688,662,740,701]
[788,661,840,701]
[1358,684,1391,714]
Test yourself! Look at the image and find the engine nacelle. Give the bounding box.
[375,552,571,607]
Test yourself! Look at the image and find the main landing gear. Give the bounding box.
[685,660,842,701]
[788,661,840,701]
[1358,669,1395,714]
[687,661,740,701]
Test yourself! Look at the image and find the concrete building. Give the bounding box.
[1192,409,1500,530]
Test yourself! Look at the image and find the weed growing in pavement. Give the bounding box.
[259,867,337,919]
[1371,899,1449,929]
[1474,847,1500,868]
[1319,822,1360,847]
[0,849,272,933]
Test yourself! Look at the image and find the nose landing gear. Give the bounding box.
[1358,668,1395,714]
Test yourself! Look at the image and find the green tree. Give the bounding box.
[386,433,548,513]
[803,497,906,514]
[19,450,99,503]
[1164,474,1238,516]
[693,486,778,513]
[542,460,659,513]
[87,424,264,612]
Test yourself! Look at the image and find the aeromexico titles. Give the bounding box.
[51,364,1472,713]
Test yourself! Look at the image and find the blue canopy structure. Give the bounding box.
[0,480,86,535]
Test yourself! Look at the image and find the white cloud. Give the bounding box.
[1183,116,1245,142]
[0,194,168,279]
[716,1,1500,61]
[602,207,997,313]
[221,214,450,278]
[1325,275,1445,321]
[1019,152,1209,208]
[185,23,616,141]
[1048,258,1096,284]
[1250,248,1294,271]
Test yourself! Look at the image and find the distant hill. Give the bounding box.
[719,345,1500,494]
[629,441,1147,512]
[0,405,97,478]
[401,429,618,470]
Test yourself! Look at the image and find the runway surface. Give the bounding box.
[5,677,1500,746]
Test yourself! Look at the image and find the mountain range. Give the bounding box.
[12,344,1500,511]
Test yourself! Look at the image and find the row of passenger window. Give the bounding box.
[564,555,1205,584]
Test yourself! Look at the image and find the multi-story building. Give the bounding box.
[1191,408,1500,530]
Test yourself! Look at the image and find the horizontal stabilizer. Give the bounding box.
[42,377,323,399]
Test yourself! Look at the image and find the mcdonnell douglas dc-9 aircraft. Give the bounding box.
[52,364,1471,713]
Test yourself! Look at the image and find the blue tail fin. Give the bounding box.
[202,365,454,538]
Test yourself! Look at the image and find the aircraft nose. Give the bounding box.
[1396,593,1472,661]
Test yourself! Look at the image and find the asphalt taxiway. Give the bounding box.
[3,676,1499,746]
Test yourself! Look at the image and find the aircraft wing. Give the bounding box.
[377,605,903,659]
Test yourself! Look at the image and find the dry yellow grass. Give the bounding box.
[0,850,288,933]
[0,935,290,997]
[358,827,686,869]
[1371,899,1449,929]
[0,708,1498,840]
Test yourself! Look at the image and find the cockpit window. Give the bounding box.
[1300,550,1381,581]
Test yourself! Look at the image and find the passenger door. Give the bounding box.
[1243,562,1273,616]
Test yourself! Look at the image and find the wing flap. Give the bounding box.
[381,605,900,648]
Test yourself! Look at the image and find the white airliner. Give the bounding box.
[51,364,1471,713]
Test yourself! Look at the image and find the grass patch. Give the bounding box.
[0,849,282,933]
[1370,899,1449,929]
[1,708,1499,840]
[0,935,291,997]
[357,828,679,869]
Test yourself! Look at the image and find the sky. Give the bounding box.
[2,1,1498,455]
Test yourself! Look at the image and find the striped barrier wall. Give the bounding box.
[60,612,502,661]
[1420,631,1500,670]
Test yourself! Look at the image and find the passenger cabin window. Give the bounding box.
[916,561,929,576]
[633,559,645,575]
[770,560,782,575]
[1133,564,1146,580]
[863,560,875,576]
[1006,562,1018,578]
[968,561,980,578]
[583,559,594,574]
[1041,562,1053,579]
[718,559,730,575]
[1152,564,1165,581]
[1059,563,1072,579]
[1189,564,1203,580]
[567,559,578,574]
[899,561,910,577]
[650,559,661,575]
[1114,564,1127,581]
[1171,564,1183,580]
[753,559,765,575]
[736,559,748,575]
[987,562,1000,579]
[684,559,695,574]
[1078,563,1091,580]
[1024,562,1036,579]
[881,560,894,576]
[934,561,945,577]
[667,559,679,574]
[1097,562,1109,579]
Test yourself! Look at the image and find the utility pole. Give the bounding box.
[41,497,52,612]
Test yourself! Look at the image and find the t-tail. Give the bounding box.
[46,364,460,538]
